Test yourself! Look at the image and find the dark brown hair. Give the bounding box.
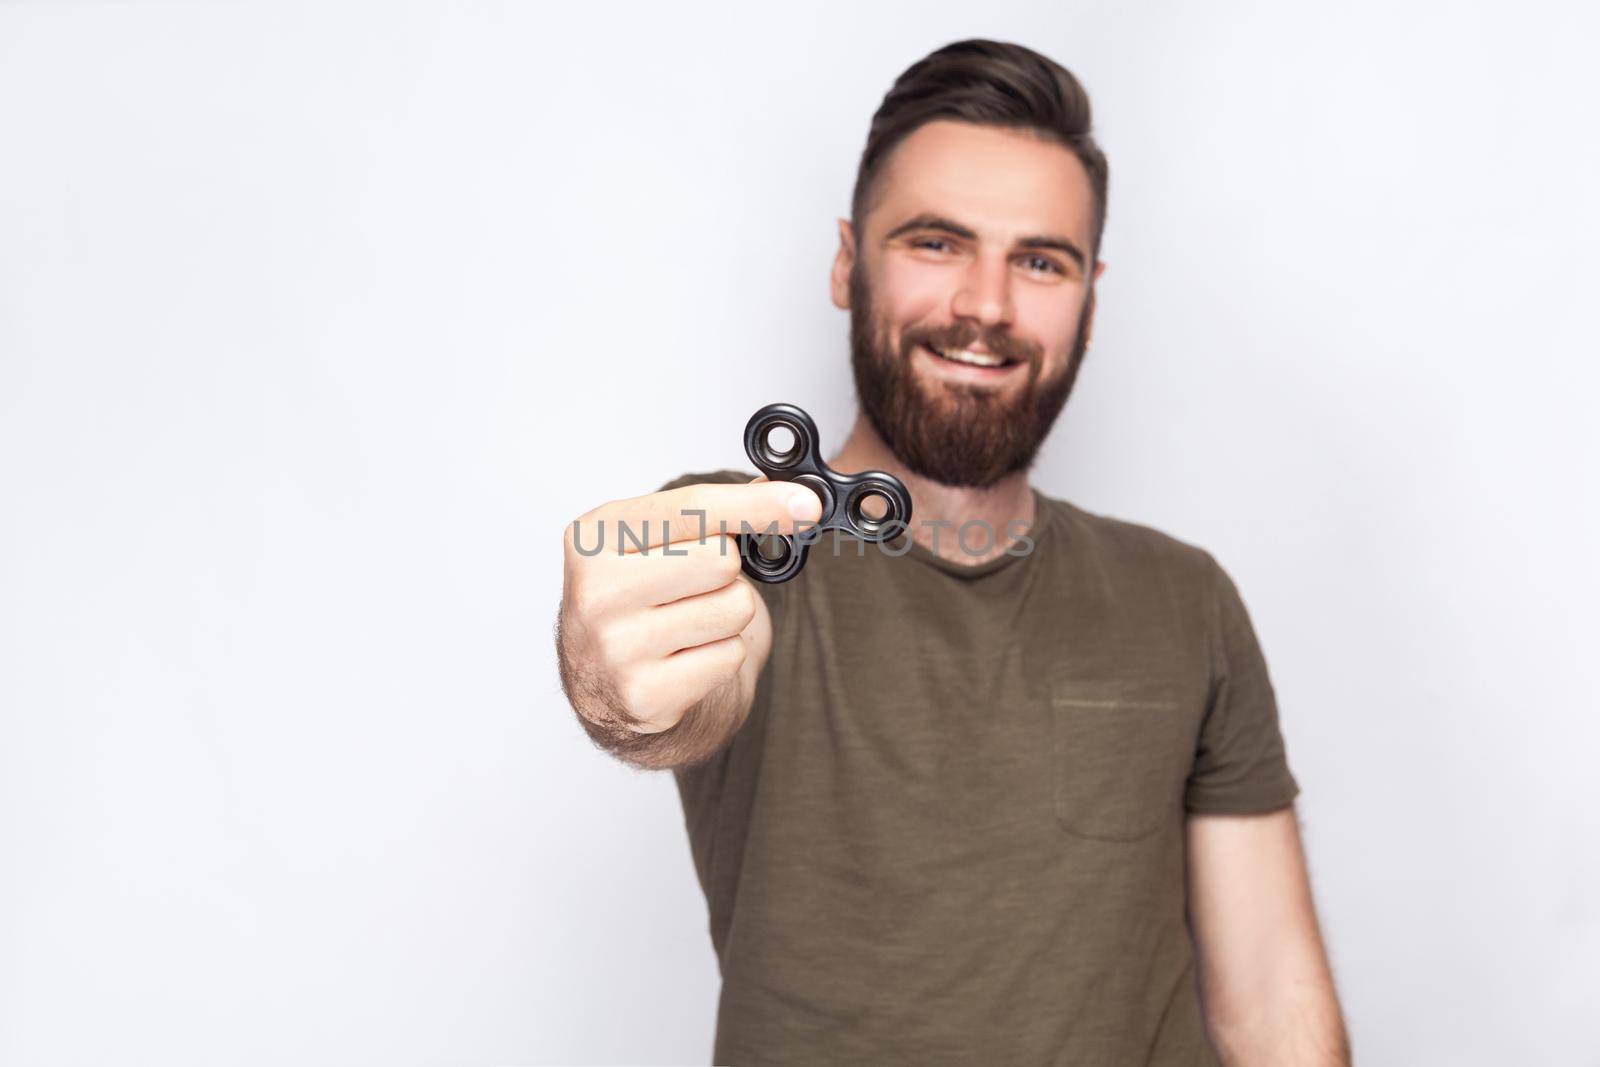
[850,39,1109,263]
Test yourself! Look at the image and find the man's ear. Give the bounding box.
[829,218,857,310]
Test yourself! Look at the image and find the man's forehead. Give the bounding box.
[868,120,1094,247]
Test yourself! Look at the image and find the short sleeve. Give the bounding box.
[1184,554,1301,814]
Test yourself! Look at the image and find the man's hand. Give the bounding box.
[556,478,821,770]
[1187,806,1351,1066]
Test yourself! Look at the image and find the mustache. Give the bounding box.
[900,322,1042,366]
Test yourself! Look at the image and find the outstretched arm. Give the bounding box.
[1186,806,1350,1066]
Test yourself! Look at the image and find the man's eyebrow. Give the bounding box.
[884,213,1087,272]
[883,213,978,242]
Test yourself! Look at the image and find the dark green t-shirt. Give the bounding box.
[659,469,1299,1066]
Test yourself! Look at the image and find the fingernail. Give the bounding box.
[787,487,817,519]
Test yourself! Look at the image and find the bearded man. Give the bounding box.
[557,38,1349,1067]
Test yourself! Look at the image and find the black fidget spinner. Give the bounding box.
[737,403,914,583]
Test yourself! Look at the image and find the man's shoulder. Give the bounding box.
[656,469,757,493]
[1040,491,1223,583]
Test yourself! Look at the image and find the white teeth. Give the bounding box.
[936,346,1008,367]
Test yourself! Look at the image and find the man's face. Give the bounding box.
[832,120,1106,487]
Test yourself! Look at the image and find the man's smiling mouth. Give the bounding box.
[923,344,1021,369]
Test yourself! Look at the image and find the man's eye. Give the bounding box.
[912,238,952,252]
[1021,255,1063,275]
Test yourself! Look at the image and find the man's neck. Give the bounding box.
[827,410,1036,567]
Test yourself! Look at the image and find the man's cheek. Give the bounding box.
[879,273,948,328]
[1019,302,1081,352]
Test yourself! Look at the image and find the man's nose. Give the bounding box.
[950,252,1015,329]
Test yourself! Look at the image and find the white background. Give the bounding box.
[2,1,1596,1064]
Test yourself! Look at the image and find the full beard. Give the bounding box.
[847,263,1090,489]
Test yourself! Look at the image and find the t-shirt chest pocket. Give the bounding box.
[1049,678,1199,842]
